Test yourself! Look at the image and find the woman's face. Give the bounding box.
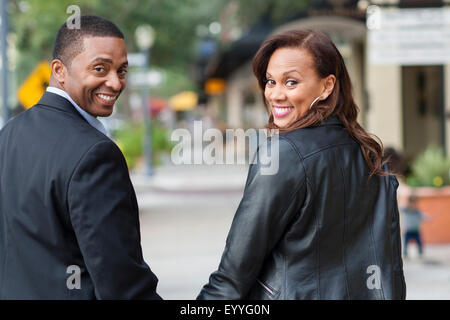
[264,47,326,128]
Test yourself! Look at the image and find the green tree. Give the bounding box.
[232,0,313,26]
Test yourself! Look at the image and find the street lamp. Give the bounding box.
[1,0,9,128]
[135,24,155,176]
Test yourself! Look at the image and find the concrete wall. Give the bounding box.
[365,63,403,151]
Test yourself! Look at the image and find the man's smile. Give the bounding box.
[95,92,119,105]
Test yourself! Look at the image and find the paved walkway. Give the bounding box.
[132,164,450,300]
[401,244,450,299]
[131,163,248,193]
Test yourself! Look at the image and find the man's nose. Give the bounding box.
[105,72,123,92]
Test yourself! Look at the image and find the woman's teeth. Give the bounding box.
[274,106,292,113]
[273,106,294,117]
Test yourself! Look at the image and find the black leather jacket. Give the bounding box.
[198,116,406,300]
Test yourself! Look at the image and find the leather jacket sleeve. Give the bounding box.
[197,137,307,299]
[389,175,407,299]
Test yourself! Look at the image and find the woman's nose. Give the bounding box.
[268,85,286,102]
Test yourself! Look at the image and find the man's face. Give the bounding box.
[62,36,128,117]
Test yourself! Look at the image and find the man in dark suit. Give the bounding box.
[0,15,161,299]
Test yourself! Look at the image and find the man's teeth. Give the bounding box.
[97,94,116,101]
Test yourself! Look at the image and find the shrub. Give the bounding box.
[114,121,173,170]
[406,145,450,188]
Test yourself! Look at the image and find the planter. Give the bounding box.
[398,183,450,244]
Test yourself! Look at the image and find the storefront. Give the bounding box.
[366,0,450,161]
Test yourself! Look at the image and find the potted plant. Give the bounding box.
[398,145,450,244]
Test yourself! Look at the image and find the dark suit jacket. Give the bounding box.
[0,92,161,299]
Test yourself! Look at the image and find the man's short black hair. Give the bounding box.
[53,15,124,66]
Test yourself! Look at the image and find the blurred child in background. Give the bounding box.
[401,194,430,259]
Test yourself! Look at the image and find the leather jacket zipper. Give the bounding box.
[257,279,275,296]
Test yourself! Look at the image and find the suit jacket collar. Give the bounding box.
[36,91,85,119]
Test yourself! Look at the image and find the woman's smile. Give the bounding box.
[272,105,294,117]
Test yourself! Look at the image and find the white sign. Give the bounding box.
[128,70,163,87]
[367,6,450,65]
[127,53,147,67]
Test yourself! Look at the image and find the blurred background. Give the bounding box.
[1,0,450,299]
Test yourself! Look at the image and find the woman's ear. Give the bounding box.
[51,59,66,85]
[321,74,336,100]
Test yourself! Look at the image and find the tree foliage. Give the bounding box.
[232,0,313,26]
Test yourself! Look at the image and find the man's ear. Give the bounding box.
[321,74,336,100]
[51,59,67,85]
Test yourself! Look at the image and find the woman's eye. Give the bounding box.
[286,80,297,87]
[266,79,275,86]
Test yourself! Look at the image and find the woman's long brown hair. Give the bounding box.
[252,29,390,178]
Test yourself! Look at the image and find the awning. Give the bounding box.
[169,91,198,111]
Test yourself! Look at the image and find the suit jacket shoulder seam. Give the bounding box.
[37,104,79,116]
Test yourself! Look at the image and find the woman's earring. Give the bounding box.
[309,96,322,109]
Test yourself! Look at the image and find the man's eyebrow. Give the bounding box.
[89,58,128,68]
[90,57,113,64]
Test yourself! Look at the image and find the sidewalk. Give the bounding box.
[131,163,248,193]
[402,244,450,299]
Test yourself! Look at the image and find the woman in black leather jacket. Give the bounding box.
[197,29,406,300]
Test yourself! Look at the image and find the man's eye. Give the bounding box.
[119,69,128,75]
[94,67,105,72]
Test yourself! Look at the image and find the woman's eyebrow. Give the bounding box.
[283,69,301,76]
[266,70,301,77]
